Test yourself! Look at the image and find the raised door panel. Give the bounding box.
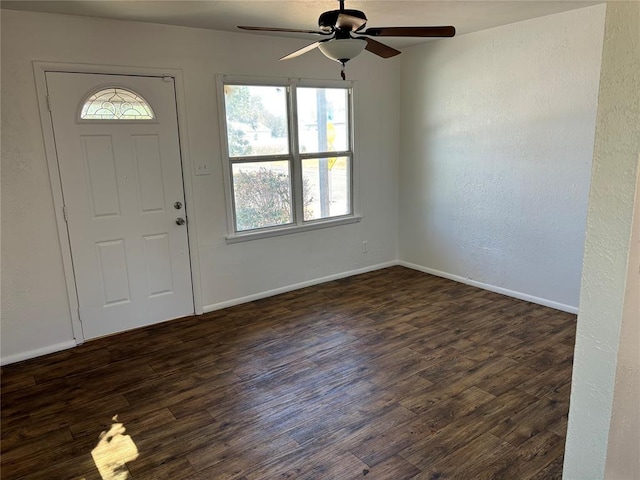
[143,233,174,297]
[132,135,166,214]
[81,135,121,218]
[96,239,132,306]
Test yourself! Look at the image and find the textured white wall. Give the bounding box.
[605,168,640,479]
[398,6,606,311]
[0,10,400,363]
[564,2,640,478]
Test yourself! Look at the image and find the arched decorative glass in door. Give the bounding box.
[80,87,155,120]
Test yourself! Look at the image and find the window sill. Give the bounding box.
[225,216,362,244]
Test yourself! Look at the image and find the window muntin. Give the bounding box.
[220,77,354,237]
[80,87,155,120]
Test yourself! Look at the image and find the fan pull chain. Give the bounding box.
[341,62,346,81]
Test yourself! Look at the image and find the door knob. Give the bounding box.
[176,217,186,226]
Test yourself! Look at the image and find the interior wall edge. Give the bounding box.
[564,2,640,478]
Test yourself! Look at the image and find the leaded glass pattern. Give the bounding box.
[80,88,155,120]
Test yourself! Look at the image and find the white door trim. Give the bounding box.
[33,61,204,345]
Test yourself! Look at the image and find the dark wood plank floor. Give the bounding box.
[1,266,576,479]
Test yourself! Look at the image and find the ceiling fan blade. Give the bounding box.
[363,38,401,58]
[279,40,327,61]
[336,12,367,31]
[238,26,331,35]
[361,26,456,37]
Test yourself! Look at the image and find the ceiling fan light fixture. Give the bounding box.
[318,38,366,63]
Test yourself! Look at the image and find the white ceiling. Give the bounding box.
[1,0,601,49]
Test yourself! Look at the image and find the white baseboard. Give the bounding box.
[203,261,399,314]
[1,340,77,366]
[399,261,579,314]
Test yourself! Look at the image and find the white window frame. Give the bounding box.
[217,75,360,243]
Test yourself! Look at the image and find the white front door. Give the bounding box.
[46,72,194,340]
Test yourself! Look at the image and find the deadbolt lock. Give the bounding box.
[174,201,183,210]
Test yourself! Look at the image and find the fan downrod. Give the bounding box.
[318,2,367,32]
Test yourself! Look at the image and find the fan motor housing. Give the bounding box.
[319,9,367,31]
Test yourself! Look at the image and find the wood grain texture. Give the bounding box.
[1,267,576,479]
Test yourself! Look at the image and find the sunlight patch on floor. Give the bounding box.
[91,415,139,480]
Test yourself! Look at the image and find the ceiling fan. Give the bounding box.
[239,0,455,79]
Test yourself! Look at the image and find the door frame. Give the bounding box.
[34,61,204,345]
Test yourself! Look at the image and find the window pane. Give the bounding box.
[297,88,348,154]
[232,161,293,231]
[224,85,289,157]
[302,156,350,221]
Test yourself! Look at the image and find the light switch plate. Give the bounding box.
[195,163,211,176]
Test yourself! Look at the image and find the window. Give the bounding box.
[219,77,358,240]
[80,87,155,120]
